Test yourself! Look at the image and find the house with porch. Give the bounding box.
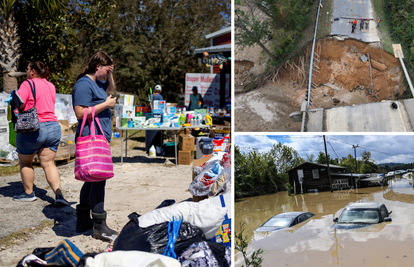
[287,162,369,193]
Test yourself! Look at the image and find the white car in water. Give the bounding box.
[386,171,395,176]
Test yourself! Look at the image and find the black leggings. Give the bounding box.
[79,181,106,213]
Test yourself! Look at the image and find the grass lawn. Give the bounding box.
[0,164,20,177]
[372,0,393,53]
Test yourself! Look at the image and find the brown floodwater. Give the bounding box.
[235,177,414,266]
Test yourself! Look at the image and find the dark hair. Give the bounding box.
[76,51,113,81]
[29,61,50,79]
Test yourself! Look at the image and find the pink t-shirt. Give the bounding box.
[17,78,58,122]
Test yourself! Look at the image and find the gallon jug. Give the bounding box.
[149,145,156,157]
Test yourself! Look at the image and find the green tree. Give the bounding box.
[340,154,357,173]
[235,0,315,66]
[235,143,303,198]
[0,0,66,93]
[99,0,230,103]
[305,153,316,163]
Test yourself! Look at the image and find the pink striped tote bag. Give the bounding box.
[74,106,114,182]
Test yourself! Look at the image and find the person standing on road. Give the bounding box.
[72,51,118,242]
[13,61,69,207]
[360,19,364,31]
[351,22,356,33]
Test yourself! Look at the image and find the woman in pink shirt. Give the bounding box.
[13,61,69,206]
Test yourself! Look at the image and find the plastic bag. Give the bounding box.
[138,200,227,240]
[163,218,182,258]
[191,161,224,197]
[210,167,231,197]
[179,241,231,267]
[82,251,181,267]
[113,213,205,256]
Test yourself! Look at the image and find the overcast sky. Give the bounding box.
[235,134,414,164]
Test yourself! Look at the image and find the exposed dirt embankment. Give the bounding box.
[312,38,404,103]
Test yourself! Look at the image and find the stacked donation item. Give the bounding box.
[114,93,214,129]
[0,93,78,163]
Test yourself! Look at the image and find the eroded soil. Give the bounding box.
[235,37,406,132]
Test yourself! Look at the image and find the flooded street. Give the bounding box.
[235,176,414,266]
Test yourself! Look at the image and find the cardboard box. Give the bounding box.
[0,107,6,116]
[0,93,8,108]
[115,105,135,118]
[58,120,76,135]
[178,134,195,151]
[0,125,9,143]
[153,100,166,110]
[178,150,194,165]
[177,128,191,136]
[166,106,176,114]
[119,94,134,106]
[55,141,71,160]
[0,114,7,126]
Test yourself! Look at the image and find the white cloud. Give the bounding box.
[234,135,414,164]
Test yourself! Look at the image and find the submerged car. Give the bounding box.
[333,203,392,229]
[255,212,315,232]
[376,173,385,178]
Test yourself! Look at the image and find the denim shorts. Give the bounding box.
[16,121,61,155]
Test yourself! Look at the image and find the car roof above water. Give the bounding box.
[345,203,383,210]
[276,212,311,218]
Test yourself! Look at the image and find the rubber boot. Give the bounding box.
[91,211,118,242]
[76,205,94,233]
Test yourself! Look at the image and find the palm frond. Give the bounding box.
[30,0,66,15]
[0,0,17,17]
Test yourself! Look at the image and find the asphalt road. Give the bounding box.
[331,0,380,42]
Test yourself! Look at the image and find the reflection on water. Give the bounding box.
[235,177,414,266]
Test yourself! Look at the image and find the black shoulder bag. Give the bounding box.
[14,80,40,133]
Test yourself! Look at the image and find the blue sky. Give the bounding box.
[235,134,414,164]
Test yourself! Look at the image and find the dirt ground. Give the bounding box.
[0,136,198,267]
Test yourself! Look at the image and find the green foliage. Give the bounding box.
[15,3,76,93]
[6,0,230,97]
[235,0,315,65]
[235,143,304,198]
[316,151,338,165]
[383,0,414,70]
[235,223,264,267]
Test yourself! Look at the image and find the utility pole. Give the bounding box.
[352,144,359,190]
[352,144,359,172]
[324,135,333,192]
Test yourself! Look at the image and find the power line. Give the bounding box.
[328,137,414,161]
[327,141,339,158]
